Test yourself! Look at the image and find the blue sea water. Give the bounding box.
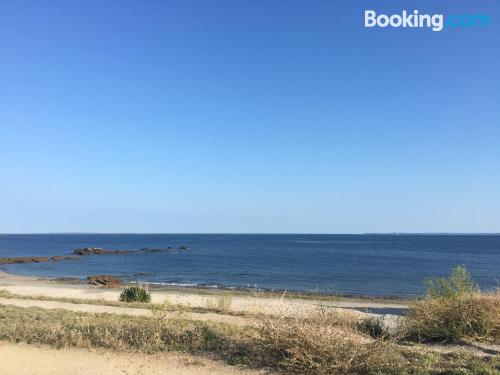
[0,234,498,297]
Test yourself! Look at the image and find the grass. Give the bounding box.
[119,286,152,303]
[357,316,390,339]
[0,289,153,309]
[0,302,498,374]
[206,294,233,313]
[402,266,500,344]
[0,289,247,317]
[134,283,406,304]
[403,291,500,343]
[1,266,499,373]
[0,304,237,354]
[251,308,406,374]
[402,348,500,375]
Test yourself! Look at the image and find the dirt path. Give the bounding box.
[0,297,247,325]
[0,342,270,375]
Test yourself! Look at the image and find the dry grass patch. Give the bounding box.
[0,304,239,354]
[356,316,390,339]
[206,294,233,313]
[0,288,249,318]
[402,267,500,343]
[403,292,500,344]
[402,348,500,375]
[0,303,499,374]
[251,309,406,374]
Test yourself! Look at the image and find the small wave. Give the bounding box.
[294,240,375,244]
[129,280,219,288]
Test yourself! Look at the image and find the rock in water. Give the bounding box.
[51,255,79,261]
[73,247,128,255]
[0,257,51,264]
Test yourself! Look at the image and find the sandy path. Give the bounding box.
[0,297,246,325]
[0,342,269,375]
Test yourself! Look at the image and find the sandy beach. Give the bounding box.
[0,270,408,316]
[2,0,498,372]
[0,270,406,374]
[0,271,277,374]
[0,270,498,374]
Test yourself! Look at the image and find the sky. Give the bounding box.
[0,0,499,233]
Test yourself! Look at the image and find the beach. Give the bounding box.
[2,0,498,372]
[0,269,499,374]
[0,270,400,375]
[0,270,407,318]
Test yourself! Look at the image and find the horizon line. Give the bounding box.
[1,232,500,236]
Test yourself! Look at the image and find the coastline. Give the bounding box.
[0,262,411,302]
[2,234,499,299]
[0,269,409,316]
[1,268,498,374]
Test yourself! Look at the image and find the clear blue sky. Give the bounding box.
[1,0,499,233]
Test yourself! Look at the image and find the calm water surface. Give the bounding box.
[0,234,498,297]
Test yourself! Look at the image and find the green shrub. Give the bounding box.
[424,266,478,298]
[119,286,151,303]
[403,292,500,343]
[403,267,500,343]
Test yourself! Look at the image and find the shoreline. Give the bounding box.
[0,246,416,301]
[1,270,497,374]
[0,269,409,316]
[0,267,411,303]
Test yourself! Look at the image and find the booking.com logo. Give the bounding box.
[364,10,491,31]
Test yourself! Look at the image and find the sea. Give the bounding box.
[0,234,498,298]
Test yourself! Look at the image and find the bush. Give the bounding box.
[1,304,498,374]
[403,267,500,343]
[404,292,500,343]
[424,266,478,298]
[252,309,405,374]
[119,286,151,303]
[357,316,389,339]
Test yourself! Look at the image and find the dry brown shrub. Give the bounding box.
[252,308,405,374]
[403,291,500,343]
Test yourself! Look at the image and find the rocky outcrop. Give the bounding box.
[73,247,130,255]
[51,255,79,261]
[1,244,189,266]
[87,275,123,287]
[0,257,51,264]
[0,255,79,264]
[139,247,172,252]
